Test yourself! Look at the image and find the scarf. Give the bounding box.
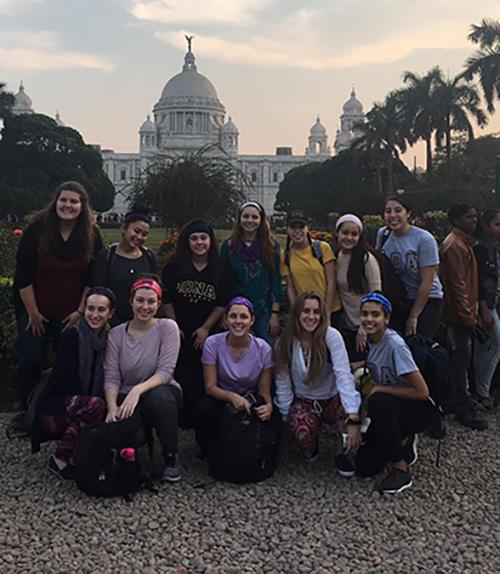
[77,318,107,397]
[233,239,261,263]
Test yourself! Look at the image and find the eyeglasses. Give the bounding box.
[289,222,306,230]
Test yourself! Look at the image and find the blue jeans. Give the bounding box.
[252,313,274,346]
[16,309,64,410]
[474,308,500,398]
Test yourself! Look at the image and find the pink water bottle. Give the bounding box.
[120,447,136,462]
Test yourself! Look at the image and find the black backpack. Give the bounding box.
[376,228,408,326]
[207,400,280,484]
[75,421,148,500]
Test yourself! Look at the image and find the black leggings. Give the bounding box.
[356,393,434,477]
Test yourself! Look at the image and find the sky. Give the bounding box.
[1,0,499,168]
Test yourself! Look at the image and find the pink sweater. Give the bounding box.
[104,319,181,395]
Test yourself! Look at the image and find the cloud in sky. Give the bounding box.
[0,31,113,71]
[0,0,44,14]
[157,18,471,71]
[129,0,270,25]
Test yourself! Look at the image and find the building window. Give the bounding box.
[120,169,127,181]
[251,171,257,183]
[272,172,278,183]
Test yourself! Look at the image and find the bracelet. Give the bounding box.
[346,419,362,426]
[271,310,279,314]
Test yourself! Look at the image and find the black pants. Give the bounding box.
[175,339,204,428]
[356,393,434,477]
[393,298,443,339]
[118,385,182,461]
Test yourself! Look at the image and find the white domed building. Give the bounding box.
[98,40,365,214]
[334,88,365,154]
[12,81,34,115]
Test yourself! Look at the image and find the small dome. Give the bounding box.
[343,88,363,114]
[222,116,238,134]
[12,81,34,114]
[139,114,156,132]
[310,116,326,135]
[54,110,64,126]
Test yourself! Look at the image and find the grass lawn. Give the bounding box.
[100,227,287,251]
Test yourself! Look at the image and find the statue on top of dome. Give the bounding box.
[185,35,194,52]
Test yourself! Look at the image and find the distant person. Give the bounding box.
[274,291,361,476]
[162,220,229,437]
[8,181,103,439]
[104,276,183,482]
[281,211,339,323]
[376,197,443,338]
[92,211,157,326]
[355,292,435,494]
[37,288,116,480]
[473,209,500,409]
[221,202,281,345]
[440,204,487,430]
[334,214,382,361]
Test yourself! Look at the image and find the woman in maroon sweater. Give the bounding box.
[8,181,102,439]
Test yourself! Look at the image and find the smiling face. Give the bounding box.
[337,221,361,252]
[225,304,255,338]
[56,190,82,222]
[361,301,389,340]
[287,221,309,247]
[188,232,211,258]
[122,220,150,250]
[239,206,262,237]
[130,288,160,322]
[84,294,113,332]
[298,297,322,334]
[384,200,410,233]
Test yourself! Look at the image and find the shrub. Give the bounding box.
[156,230,180,270]
[0,223,20,278]
[362,215,384,246]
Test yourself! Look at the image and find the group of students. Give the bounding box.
[6,181,497,495]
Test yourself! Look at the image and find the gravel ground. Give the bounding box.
[0,411,498,574]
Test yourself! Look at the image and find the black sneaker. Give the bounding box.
[6,412,29,440]
[376,468,412,495]
[48,456,76,481]
[334,454,355,477]
[455,403,488,431]
[402,434,418,467]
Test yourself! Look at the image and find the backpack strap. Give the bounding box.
[379,227,392,250]
[311,239,324,266]
[104,244,118,286]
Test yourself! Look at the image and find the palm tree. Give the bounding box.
[463,18,500,113]
[400,67,443,173]
[351,91,407,196]
[433,75,488,173]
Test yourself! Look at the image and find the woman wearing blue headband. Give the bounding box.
[356,292,435,494]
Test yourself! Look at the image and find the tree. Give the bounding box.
[400,67,443,173]
[463,18,500,113]
[351,91,408,196]
[0,112,114,216]
[129,146,245,227]
[433,74,487,174]
[0,83,14,120]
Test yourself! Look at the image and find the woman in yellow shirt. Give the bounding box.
[280,211,339,318]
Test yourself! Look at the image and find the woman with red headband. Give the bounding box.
[104,275,182,482]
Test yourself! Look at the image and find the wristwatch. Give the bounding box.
[346,418,361,426]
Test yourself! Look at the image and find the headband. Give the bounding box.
[87,286,117,309]
[239,201,264,215]
[360,292,392,315]
[336,214,363,232]
[183,220,212,237]
[124,212,151,225]
[226,296,255,316]
[130,279,162,299]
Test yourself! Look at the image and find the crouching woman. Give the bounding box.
[37,287,116,480]
[274,291,362,476]
[104,277,183,482]
[355,292,435,494]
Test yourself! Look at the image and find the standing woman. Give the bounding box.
[9,181,103,438]
[92,211,157,326]
[274,291,361,475]
[376,197,443,338]
[104,276,182,482]
[473,209,500,409]
[162,219,229,431]
[335,214,382,360]
[36,287,116,480]
[281,211,339,322]
[355,292,435,494]
[221,201,281,345]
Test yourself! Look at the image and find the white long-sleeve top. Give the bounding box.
[274,326,361,421]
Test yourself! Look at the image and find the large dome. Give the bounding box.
[12,81,34,115]
[343,88,363,115]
